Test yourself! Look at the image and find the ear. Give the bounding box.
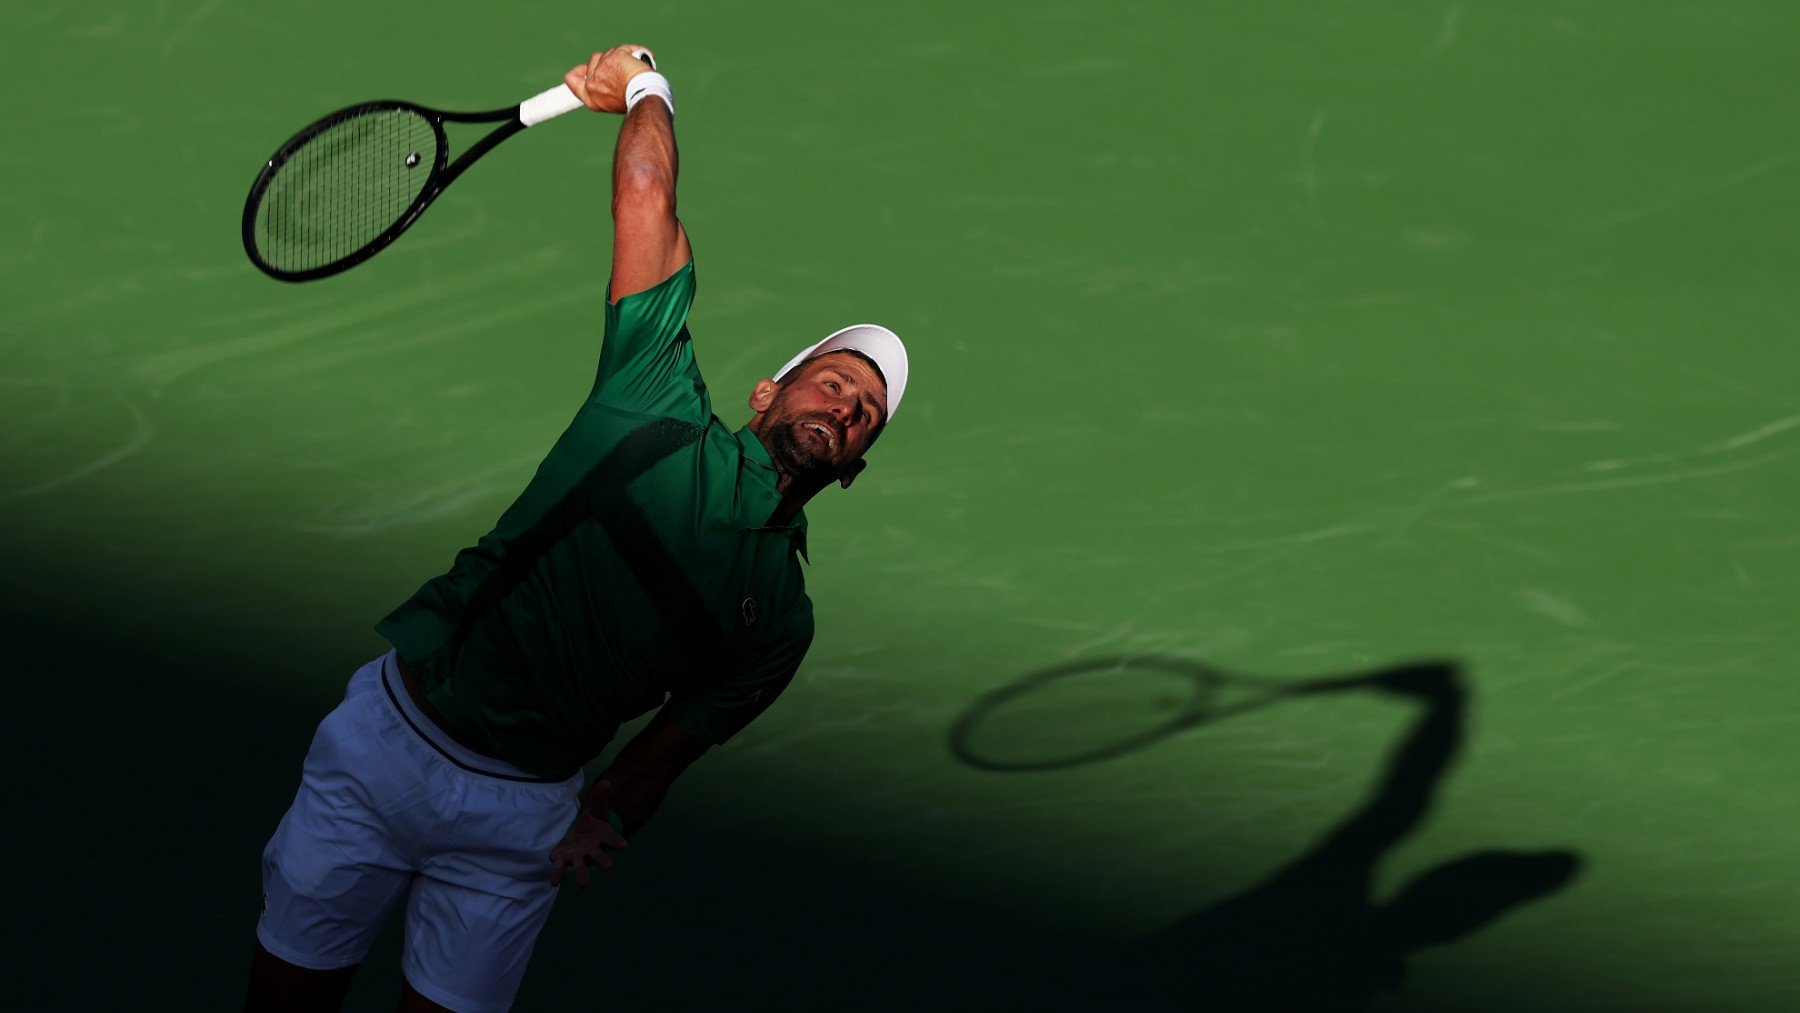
[748,379,780,414]
[837,458,868,489]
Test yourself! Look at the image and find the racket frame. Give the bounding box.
[241,98,528,283]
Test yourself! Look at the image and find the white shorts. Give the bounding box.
[258,652,583,1013]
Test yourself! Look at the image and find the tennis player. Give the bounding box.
[244,44,910,1012]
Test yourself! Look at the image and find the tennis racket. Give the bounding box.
[242,52,655,282]
[950,657,1455,772]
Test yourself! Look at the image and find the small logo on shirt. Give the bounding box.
[741,598,759,627]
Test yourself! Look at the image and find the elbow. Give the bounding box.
[612,165,676,222]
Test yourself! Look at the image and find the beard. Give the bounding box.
[762,407,843,482]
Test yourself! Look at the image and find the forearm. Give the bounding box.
[583,765,670,837]
[611,99,678,220]
[576,707,708,839]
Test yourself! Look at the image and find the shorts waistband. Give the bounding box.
[378,652,572,784]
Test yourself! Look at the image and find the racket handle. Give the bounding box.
[520,83,584,126]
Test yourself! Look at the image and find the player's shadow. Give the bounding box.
[953,658,1583,1011]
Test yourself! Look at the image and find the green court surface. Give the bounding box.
[5,1,1797,1009]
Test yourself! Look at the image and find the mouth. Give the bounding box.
[799,420,837,453]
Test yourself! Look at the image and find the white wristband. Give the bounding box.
[625,71,674,117]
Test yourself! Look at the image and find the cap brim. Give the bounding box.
[775,324,909,420]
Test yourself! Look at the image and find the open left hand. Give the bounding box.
[549,780,629,887]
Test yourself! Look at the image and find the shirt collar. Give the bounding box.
[735,424,810,562]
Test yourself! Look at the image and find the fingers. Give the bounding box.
[604,45,657,88]
[563,66,590,108]
[575,812,627,850]
[564,47,659,114]
[566,56,602,111]
[551,849,612,889]
[548,835,621,888]
[550,851,588,887]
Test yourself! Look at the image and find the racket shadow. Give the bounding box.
[948,654,1431,772]
[950,657,1586,1010]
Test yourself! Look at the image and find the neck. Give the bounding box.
[748,418,829,526]
[766,469,828,527]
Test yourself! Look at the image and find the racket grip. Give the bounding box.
[519,83,584,127]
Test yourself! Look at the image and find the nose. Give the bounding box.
[826,398,853,423]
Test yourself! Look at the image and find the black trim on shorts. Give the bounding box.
[380,655,573,784]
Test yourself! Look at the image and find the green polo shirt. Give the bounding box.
[376,261,813,778]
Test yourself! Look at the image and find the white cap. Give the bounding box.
[774,324,910,421]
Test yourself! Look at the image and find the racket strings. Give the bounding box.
[252,108,440,273]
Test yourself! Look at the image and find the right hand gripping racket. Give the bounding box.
[243,53,655,282]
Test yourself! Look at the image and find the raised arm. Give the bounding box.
[563,45,692,301]
[608,87,690,299]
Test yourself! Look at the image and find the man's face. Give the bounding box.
[752,352,888,485]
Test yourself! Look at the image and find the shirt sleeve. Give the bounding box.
[665,599,814,746]
[591,260,708,421]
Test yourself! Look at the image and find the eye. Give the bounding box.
[825,381,841,393]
